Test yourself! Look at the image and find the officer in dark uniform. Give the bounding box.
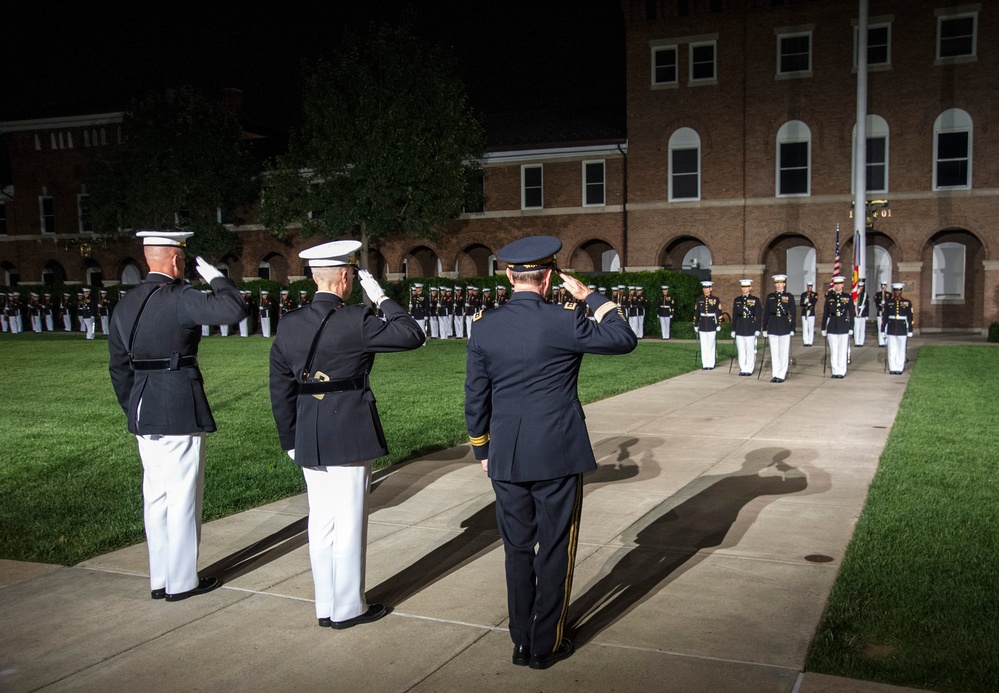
[635,286,647,338]
[464,285,479,336]
[762,274,796,382]
[428,286,440,338]
[882,282,913,374]
[496,284,509,307]
[875,281,889,347]
[408,283,428,338]
[481,287,495,311]
[465,235,636,670]
[79,288,95,339]
[731,279,761,375]
[657,285,674,339]
[799,281,818,346]
[439,286,454,338]
[694,280,722,369]
[259,290,273,338]
[98,290,111,334]
[108,230,245,601]
[453,286,466,338]
[270,240,424,628]
[821,276,855,378]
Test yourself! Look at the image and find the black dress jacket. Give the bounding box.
[108,272,245,435]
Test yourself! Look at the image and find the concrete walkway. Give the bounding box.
[2,335,970,693]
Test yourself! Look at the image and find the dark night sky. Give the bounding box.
[2,1,626,138]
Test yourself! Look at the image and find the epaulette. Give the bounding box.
[564,301,577,310]
[472,309,484,322]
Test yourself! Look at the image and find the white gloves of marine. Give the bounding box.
[730,332,735,339]
[358,269,387,306]
[907,332,913,338]
[287,449,295,461]
[754,331,760,337]
[762,332,768,338]
[822,330,828,337]
[195,256,223,283]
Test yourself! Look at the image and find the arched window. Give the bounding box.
[258,260,271,280]
[776,121,811,196]
[602,249,621,272]
[669,128,701,201]
[932,241,965,301]
[852,115,890,193]
[682,245,712,270]
[866,246,892,288]
[121,263,141,285]
[786,246,817,294]
[933,109,972,190]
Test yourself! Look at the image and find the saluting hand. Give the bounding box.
[558,272,592,301]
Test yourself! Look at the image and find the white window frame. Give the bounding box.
[582,160,606,207]
[668,128,701,201]
[39,195,56,234]
[852,115,890,194]
[521,164,543,210]
[776,121,811,197]
[853,20,892,69]
[776,30,813,78]
[689,40,717,84]
[650,45,679,87]
[935,7,978,63]
[933,109,972,191]
[932,242,966,302]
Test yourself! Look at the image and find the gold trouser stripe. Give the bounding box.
[468,432,490,446]
[593,302,616,323]
[554,473,584,649]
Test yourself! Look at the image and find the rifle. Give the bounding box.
[757,335,769,381]
[728,333,736,374]
[822,334,829,375]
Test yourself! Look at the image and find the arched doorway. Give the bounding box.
[660,236,711,271]
[762,234,812,292]
[567,239,618,273]
[404,246,440,279]
[456,243,493,278]
[42,260,67,286]
[921,228,983,331]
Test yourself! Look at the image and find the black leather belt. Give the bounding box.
[299,375,367,395]
[131,355,199,371]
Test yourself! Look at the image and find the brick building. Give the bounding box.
[2,0,996,332]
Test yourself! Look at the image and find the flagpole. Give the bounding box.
[854,0,869,299]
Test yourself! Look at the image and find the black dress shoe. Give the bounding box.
[151,588,166,600]
[775,378,784,383]
[512,644,531,666]
[318,617,333,628]
[529,639,574,670]
[330,603,387,630]
[165,576,221,602]
[770,377,778,382]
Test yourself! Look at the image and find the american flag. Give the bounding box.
[830,224,841,291]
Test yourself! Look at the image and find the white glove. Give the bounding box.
[821,330,828,337]
[716,326,721,332]
[754,331,760,337]
[848,330,853,336]
[195,256,223,283]
[694,328,700,334]
[907,332,913,338]
[287,449,295,461]
[790,331,795,336]
[730,332,735,339]
[762,332,768,338]
[357,269,386,306]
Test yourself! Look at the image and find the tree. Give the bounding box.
[88,86,258,260]
[259,22,486,269]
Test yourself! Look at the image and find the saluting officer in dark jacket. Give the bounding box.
[465,236,636,670]
[108,230,245,601]
[762,274,796,382]
[270,241,424,629]
[731,279,761,375]
[821,276,855,378]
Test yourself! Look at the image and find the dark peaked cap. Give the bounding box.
[497,235,561,272]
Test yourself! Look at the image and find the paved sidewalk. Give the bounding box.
[1,336,958,693]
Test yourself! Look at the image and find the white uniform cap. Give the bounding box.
[467,285,476,290]
[892,282,904,290]
[298,239,361,267]
[587,284,595,289]
[661,285,669,289]
[413,283,423,288]
[701,281,713,287]
[136,230,194,247]
[832,275,846,283]
[739,279,753,286]
[772,274,787,281]
[496,285,506,290]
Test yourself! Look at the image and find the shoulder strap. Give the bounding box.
[126,284,168,359]
[302,306,340,381]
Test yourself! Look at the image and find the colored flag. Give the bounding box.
[831,224,841,291]
[851,230,861,303]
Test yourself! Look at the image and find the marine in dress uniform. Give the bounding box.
[627,286,640,336]
[882,282,913,374]
[61,292,73,331]
[428,287,440,338]
[79,288,96,339]
[108,230,245,601]
[854,280,869,346]
[635,287,647,338]
[762,274,796,382]
[270,240,424,628]
[0,293,7,333]
[464,236,636,670]
[259,290,273,338]
[821,276,855,378]
[875,282,889,347]
[239,290,252,337]
[30,293,42,332]
[408,283,429,338]
[439,286,454,339]
[99,290,111,334]
[496,285,508,306]
[799,282,818,346]
[464,286,479,336]
[43,293,55,331]
[731,279,761,375]
[453,286,465,338]
[694,281,722,369]
[482,287,495,310]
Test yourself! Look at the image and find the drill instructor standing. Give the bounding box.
[108,230,245,601]
[464,236,637,670]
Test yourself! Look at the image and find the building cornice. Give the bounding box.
[483,142,627,165]
[0,113,125,134]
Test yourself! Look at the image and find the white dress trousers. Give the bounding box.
[769,334,791,379]
[302,462,372,621]
[735,335,756,374]
[101,315,110,334]
[659,316,671,340]
[698,329,717,368]
[853,317,866,346]
[63,314,72,331]
[429,315,439,339]
[239,317,249,337]
[801,316,815,345]
[877,316,886,345]
[136,432,206,595]
[887,335,907,372]
[84,317,95,339]
[827,333,849,376]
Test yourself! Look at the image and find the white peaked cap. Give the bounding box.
[136,230,193,247]
[299,240,362,267]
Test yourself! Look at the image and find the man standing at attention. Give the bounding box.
[694,280,722,369]
[464,236,636,670]
[108,230,245,601]
[657,285,674,340]
[762,274,796,383]
[799,281,818,347]
[882,282,913,374]
[821,276,855,378]
[270,240,424,629]
[731,279,761,376]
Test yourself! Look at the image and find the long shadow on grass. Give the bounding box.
[368,436,663,607]
[569,447,827,646]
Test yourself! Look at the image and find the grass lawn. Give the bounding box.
[806,345,999,693]
[0,332,713,566]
